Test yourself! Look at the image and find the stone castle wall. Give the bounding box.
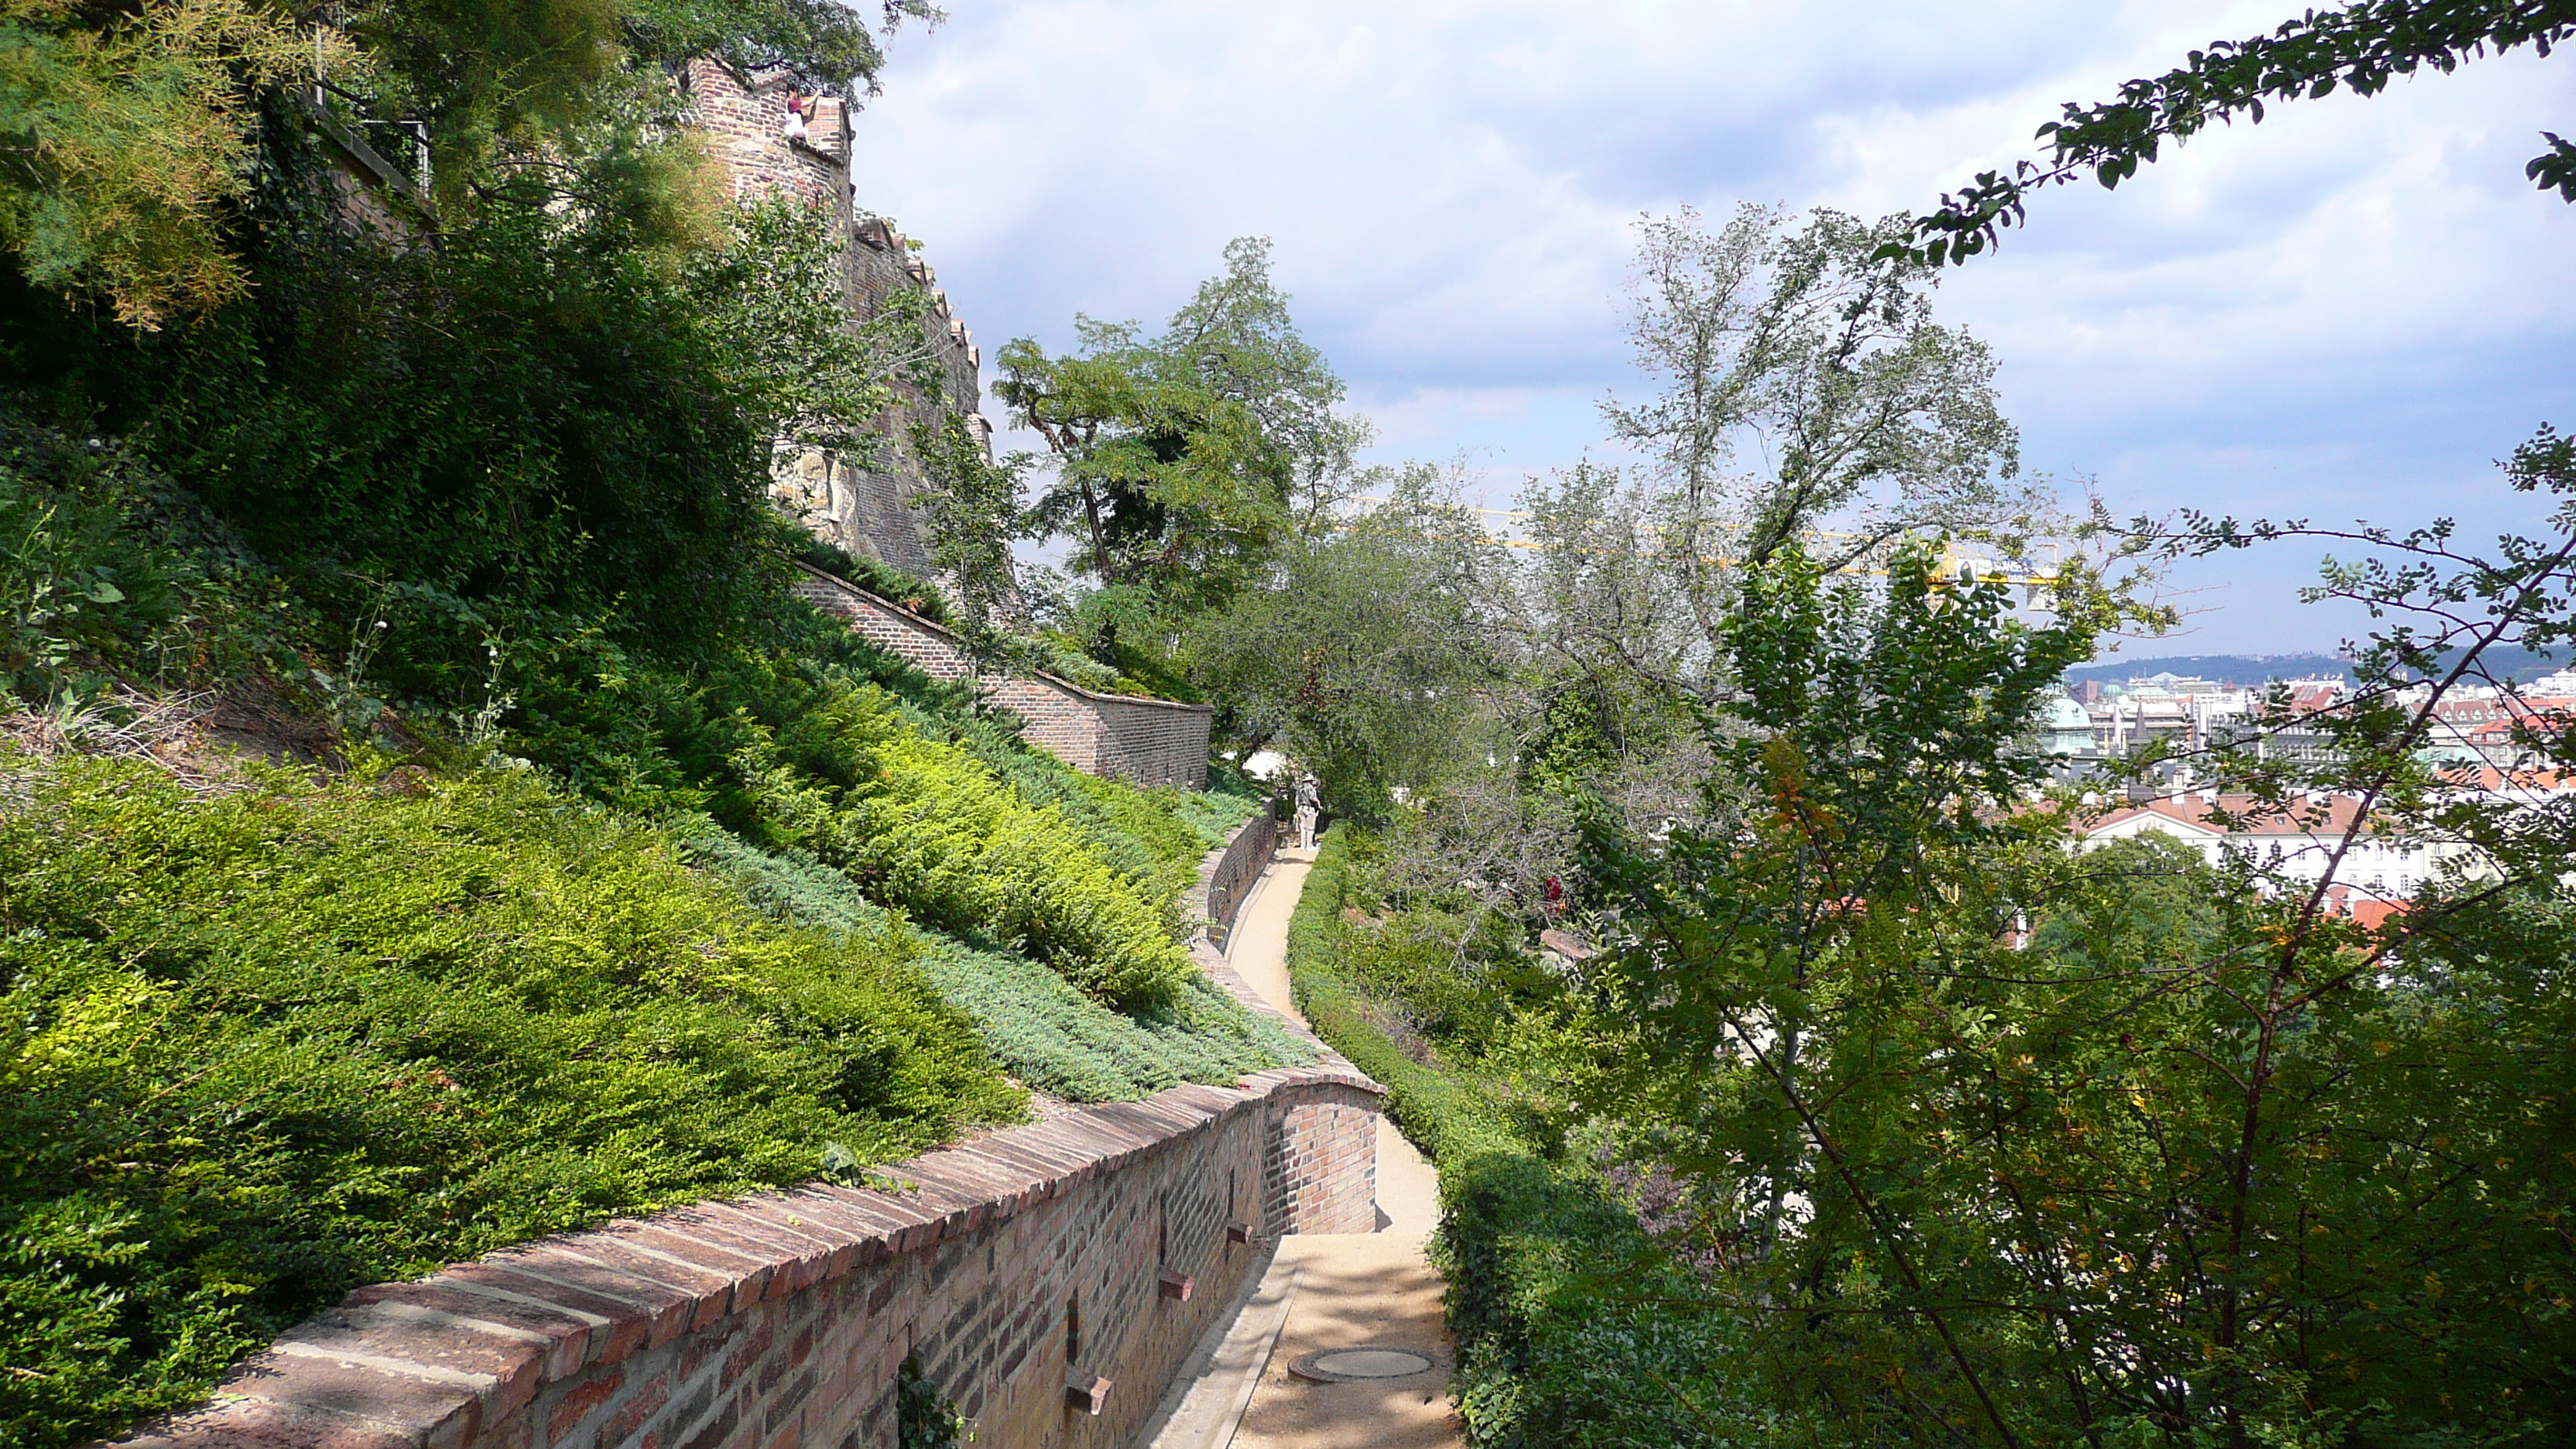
[685,57,849,209]
[790,567,1212,790]
[685,59,988,578]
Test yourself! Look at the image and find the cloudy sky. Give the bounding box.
[846,1,2576,656]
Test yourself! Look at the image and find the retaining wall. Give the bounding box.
[1191,812,1279,951]
[790,567,1213,790]
[108,1005,1380,1449]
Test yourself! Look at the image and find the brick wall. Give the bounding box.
[790,567,1213,790]
[1189,813,1279,951]
[110,905,1382,1449]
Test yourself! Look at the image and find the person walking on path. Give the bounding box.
[1292,774,1320,851]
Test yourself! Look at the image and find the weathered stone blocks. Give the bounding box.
[681,58,985,580]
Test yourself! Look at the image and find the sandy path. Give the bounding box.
[1186,847,1462,1449]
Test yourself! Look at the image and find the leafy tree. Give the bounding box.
[1893,0,2576,266]
[1553,435,2576,1446]
[1187,466,1499,817]
[995,237,1363,627]
[1462,206,2053,745]
[907,413,1025,645]
[0,0,322,327]
[625,0,938,99]
[1608,205,2028,583]
[1345,204,2055,911]
[0,0,936,328]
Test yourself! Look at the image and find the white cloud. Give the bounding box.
[859,1,2576,651]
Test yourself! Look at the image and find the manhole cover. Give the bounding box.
[1287,1347,1444,1383]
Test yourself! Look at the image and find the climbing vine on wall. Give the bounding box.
[896,1355,969,1448]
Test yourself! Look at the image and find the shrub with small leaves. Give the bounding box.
[0,751,1017,1447]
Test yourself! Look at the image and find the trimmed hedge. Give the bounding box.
[1434,1158,1752,1448]
[1283,827,1517,1161]
[1283,825,1740,1447]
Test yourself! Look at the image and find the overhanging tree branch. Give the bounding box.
[1887,0,2576,267]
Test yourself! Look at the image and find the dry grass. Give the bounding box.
[0,679,346,793]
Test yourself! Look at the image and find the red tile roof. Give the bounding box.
[2088,793,2371,838]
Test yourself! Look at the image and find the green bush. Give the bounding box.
[734,688,1197,1005]
[1004,630,1145,696]
[0,409,295,705]
[920,947,1316,1101]
[1283,827,1519,1164]
[790,534,953,625]
[6,192,820,694]
[937,717,1257,893]
[1285,825,1738,1447]
[688,826,1315,1101]
[1434,1157,1749,1449]
[0,752,1016,1447]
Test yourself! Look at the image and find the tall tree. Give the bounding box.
[0,0,324,327]
[1187,466,1498,817]
[994,238,1363,624]
[1606,204,2027,582]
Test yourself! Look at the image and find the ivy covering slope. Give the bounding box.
[692,807,1316,1103]
[0,404,1307,1444]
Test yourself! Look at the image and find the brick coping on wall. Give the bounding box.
[793,564,1208,716]
[104,828,1375,1449]
[1182,813,1279,951]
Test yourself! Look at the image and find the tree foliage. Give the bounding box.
[0,0,323,327]
[3,173,916,724]
[626,0,938,99]
[996,237,1363,621]
[907,413,1026,644]
[1609,205,2026,580]
[1548,440,2576,1446]
[1187,466,1499,817]
[0,0,936,327]
[1894,0,2576,265]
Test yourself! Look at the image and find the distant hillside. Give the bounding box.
[2066,647,2564,688]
